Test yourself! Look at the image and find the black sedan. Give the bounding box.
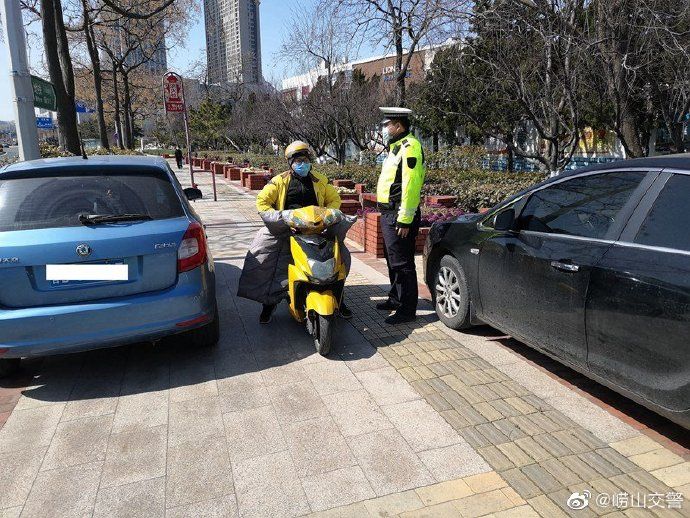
[423,154,690,429]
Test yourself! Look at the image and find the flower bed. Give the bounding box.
[365,212,386,258]
[348,218,365,246]
[224,165,242,180]
[240,168,257,184]
[416,227,430,253]
[346,204,464,256]
[339,199,360,216]
[425,195,457,207]
[244,173,271,190]
[333,179,355,189]
[421,205,466,226]
[361,193,378,208]
[196,148,547,212]
[212,162,225,175]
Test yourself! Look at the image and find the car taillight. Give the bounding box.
[177,222,207,272]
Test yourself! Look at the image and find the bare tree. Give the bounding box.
[93,0,196,148]
[279,2,380,163]
[644,0,690,153]
[40,0,81,154]
[470,0,587,173]
[79,0,110,149]
[325,0,470,105]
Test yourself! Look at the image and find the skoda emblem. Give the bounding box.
[76,243,92,257]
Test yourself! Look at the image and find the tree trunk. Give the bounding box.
[506,132,515,172]
[619,116,644,158]
[670,122,686,154]
[393,20,405,106]
[112,65,124,149]
[82,4,109,150]
[432,132,439,153]
[40,0,81,154]
[54,0,75,98]
[121,71,133,149]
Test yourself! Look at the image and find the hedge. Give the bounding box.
[195,149,547,212]
[38,144,144,158]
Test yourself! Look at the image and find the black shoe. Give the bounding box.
[259,304,276,324]
[385,311,416,325]
[376,299,400,311]
[339,301,353,320]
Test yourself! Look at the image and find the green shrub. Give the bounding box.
[143,148,176,156]
[38,144,143,158]
[40,144,75,158]
[196,149,547,212]
[0,154,18,167]
[91,147,143,156]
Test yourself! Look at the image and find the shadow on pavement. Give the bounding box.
[460,326,690,454]
[3,262,377,406]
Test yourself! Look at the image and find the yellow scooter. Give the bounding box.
[284,206,350,355]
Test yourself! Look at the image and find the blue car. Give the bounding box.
[0,156,218,376]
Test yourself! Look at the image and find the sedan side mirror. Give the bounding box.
[494,208,516,231]
[184,187,203,201]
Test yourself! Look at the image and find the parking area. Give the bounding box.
[0,166,688,517]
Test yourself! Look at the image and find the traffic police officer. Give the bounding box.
[376,107,426,324]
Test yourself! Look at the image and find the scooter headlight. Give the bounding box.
[308,258,336,283]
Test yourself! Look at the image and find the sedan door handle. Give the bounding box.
[550,261,580,273]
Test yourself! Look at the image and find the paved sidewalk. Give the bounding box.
[0,166,688,517]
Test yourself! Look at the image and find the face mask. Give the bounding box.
[382,127,390,145]
[292,162,311,177]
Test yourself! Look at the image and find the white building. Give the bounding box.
[204,0,262,87]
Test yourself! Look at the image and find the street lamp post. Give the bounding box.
[1,0,40,161]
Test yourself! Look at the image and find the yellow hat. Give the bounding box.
[285,141,313,161]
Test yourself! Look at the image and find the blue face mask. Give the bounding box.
[293,162,311,177]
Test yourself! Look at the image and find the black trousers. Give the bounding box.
[381,210,420,315]
[176,158,183,169]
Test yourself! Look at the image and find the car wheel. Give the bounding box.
[434,255,473,330]
[186,305,220,348]
[0,358,20,378]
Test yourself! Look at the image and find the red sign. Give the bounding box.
[163,72,185,113]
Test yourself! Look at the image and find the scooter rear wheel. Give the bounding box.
[314,314,334,356]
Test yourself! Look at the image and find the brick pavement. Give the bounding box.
[0,165,687,517]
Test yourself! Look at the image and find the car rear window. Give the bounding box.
[0,169,184,231]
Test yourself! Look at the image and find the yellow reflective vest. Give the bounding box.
[376,133,426,226]
[256,170,341,212]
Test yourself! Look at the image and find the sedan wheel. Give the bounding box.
[436,266,462,318]
[434,255,472,330]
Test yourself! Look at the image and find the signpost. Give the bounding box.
[75,101,95,113]
[162,72,216,201]
[36,116,54,129]
[31,76,57,111]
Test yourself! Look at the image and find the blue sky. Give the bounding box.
[0,0,319,121]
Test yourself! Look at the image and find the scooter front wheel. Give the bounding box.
[313,314,334,356]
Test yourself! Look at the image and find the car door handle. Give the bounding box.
[550,261,580,273]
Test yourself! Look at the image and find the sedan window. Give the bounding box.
[635,173,690,252]
[517,172,645,239]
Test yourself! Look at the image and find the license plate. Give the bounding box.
[46,263,128,285]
